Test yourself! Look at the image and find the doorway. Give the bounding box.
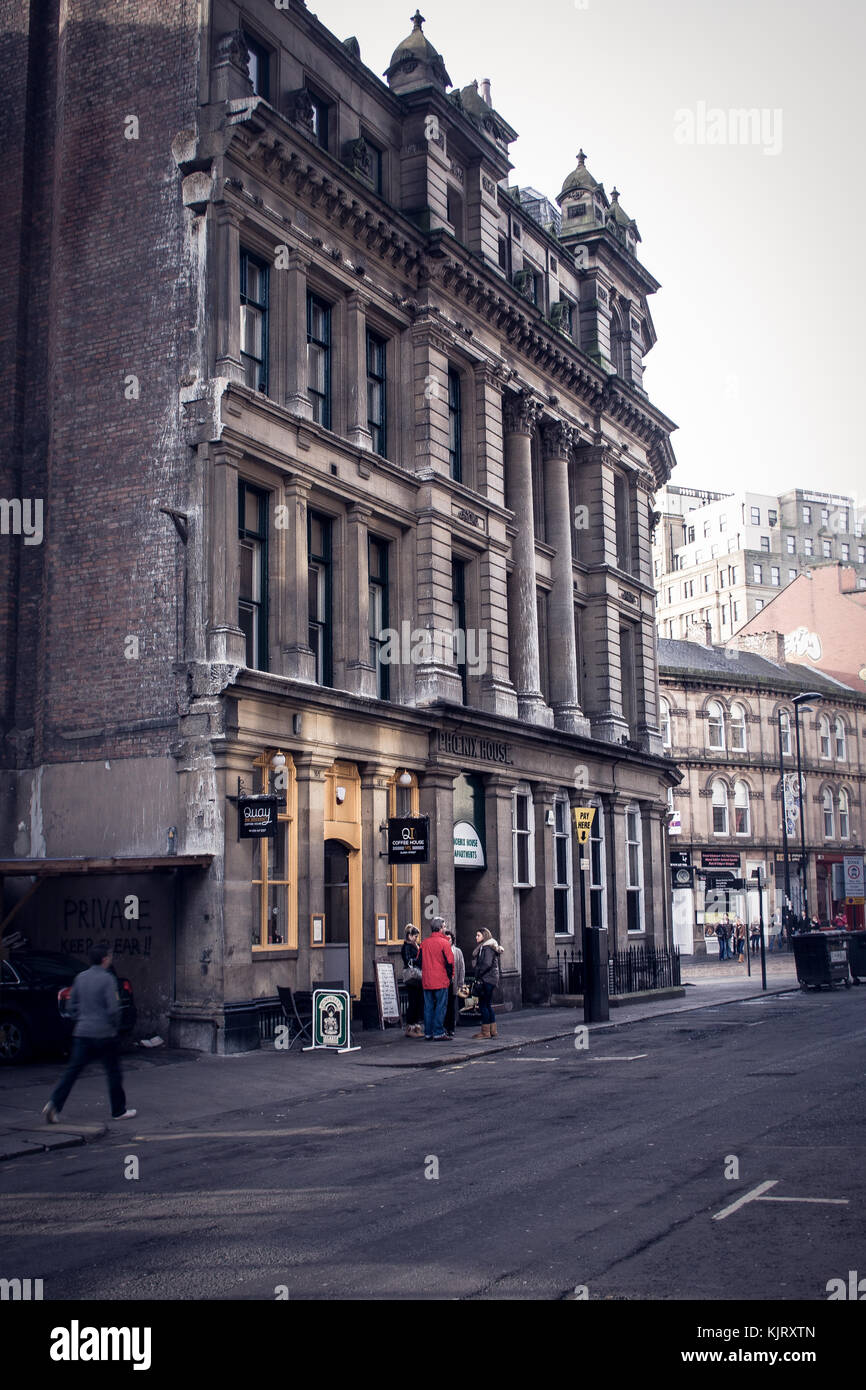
[323,840,351,989]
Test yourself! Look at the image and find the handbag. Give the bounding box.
[402,965,422,985]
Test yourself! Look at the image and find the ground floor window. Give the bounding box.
[553,793,573,936]
[626,803,644,933]
[386,771,421,941]
[251,750,297,950]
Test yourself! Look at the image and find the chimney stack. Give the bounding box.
[480,77,492,106]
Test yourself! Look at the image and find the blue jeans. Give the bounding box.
[478,982,496,1025]
[423,988,448,1038]
[51,1036,127,1117]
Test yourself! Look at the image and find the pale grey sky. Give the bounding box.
[311,0,864,503]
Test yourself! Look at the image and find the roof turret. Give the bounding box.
[385,10,451,93]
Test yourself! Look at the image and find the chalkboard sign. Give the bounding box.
[374,959,401,1028]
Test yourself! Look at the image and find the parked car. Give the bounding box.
[0,951,136,1063]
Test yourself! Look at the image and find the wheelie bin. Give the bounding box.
[847,931,866,986]
[792,931,852,991]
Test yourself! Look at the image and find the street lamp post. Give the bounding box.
[777,710,793,944]
[792,692,824,931]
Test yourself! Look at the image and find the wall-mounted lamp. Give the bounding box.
[545,808,555,826]
[335,785,347,804]
[397,769,413,787]
[271,751,286,771]
[292,713,302,736]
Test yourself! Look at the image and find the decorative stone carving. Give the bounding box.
[540,419,574,460]
[215,30,250,70]
[285,88,316,134]
[344,136,373,182]
[503,391,541,437]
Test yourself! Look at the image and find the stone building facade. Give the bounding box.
[1,1,679,1050]
[659,634,866,952]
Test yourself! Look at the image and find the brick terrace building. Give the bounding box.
[659,632,866,952]
[1,2,680,1050]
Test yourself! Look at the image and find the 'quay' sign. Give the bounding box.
[238,795,279,839]
[387,816,429,864]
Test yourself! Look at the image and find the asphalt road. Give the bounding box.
[2,988,864,1301]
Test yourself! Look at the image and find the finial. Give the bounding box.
[577,149,586,165]
[411,9,425,30]
[611,186,620,200]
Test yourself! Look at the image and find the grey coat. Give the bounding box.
[449,945,466,994]
[66,965,122,1039]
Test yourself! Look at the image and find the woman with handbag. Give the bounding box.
[401,925,424,1037]
[471,928,503,1040]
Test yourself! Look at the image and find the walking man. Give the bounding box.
[43,946,136,1123]
[421,918,454,1041]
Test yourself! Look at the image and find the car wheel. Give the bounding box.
[0,1015,32,1063]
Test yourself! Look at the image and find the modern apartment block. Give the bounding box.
[653,484,866,644]
[1,1,680,1050]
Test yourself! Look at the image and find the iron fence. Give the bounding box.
[556,944,681,996]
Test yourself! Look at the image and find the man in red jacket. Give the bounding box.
[421,918,454,1041]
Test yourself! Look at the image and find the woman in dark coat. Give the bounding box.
[401,925,424,1037]
[471,927,503,1040]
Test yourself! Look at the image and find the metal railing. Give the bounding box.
[556,944,681,996]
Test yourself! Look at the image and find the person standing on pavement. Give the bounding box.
[442,928,465,1038]
[471,928,503,1040]
[401,925,424,1037]
[716,919,729,961]
[421,918,454,1041]
[42,946,136,1124]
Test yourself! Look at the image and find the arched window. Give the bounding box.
[822,787,835,839]
[625,803,644,933]
[712,780,729,835]
[839,788,850,840]
[834,717,846,761]
[730,702,747,752]
[659,697,671,748]
[734,780,751,835]
[707,700,725,750]
[778,709,791,756]
[818,714,831,759]
[589,798,607,929]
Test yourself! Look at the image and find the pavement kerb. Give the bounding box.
[355,980,802,1068]
[0,1122,107,1163]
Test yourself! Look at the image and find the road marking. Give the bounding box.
[509,1057,560,1062]
[128,1126,372,1141]
[759,1196,849,1205]
[588,1054,648,1062]
[713,1180,778,1220]
[713,1181,849,1221]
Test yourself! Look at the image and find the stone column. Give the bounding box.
[294,752,332,989]
[207,446,247,665]
[278,475,316,680]
[284,249,313,419]
[214,211,245,384]
[345,504,376,696]
[359,763,394,972]
[542,420,591,735]
[608,798,629,953]
[413,502,463,705]
[503,392,551,726]
[345,292,373,450]
[419,769,456,929]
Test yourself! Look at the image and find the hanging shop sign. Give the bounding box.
[454,821,485,867]
[387,816,429,864]
[670,850,692,866]
[671,864,694,889]
[237,795,279,839]
[667,811,682,835]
